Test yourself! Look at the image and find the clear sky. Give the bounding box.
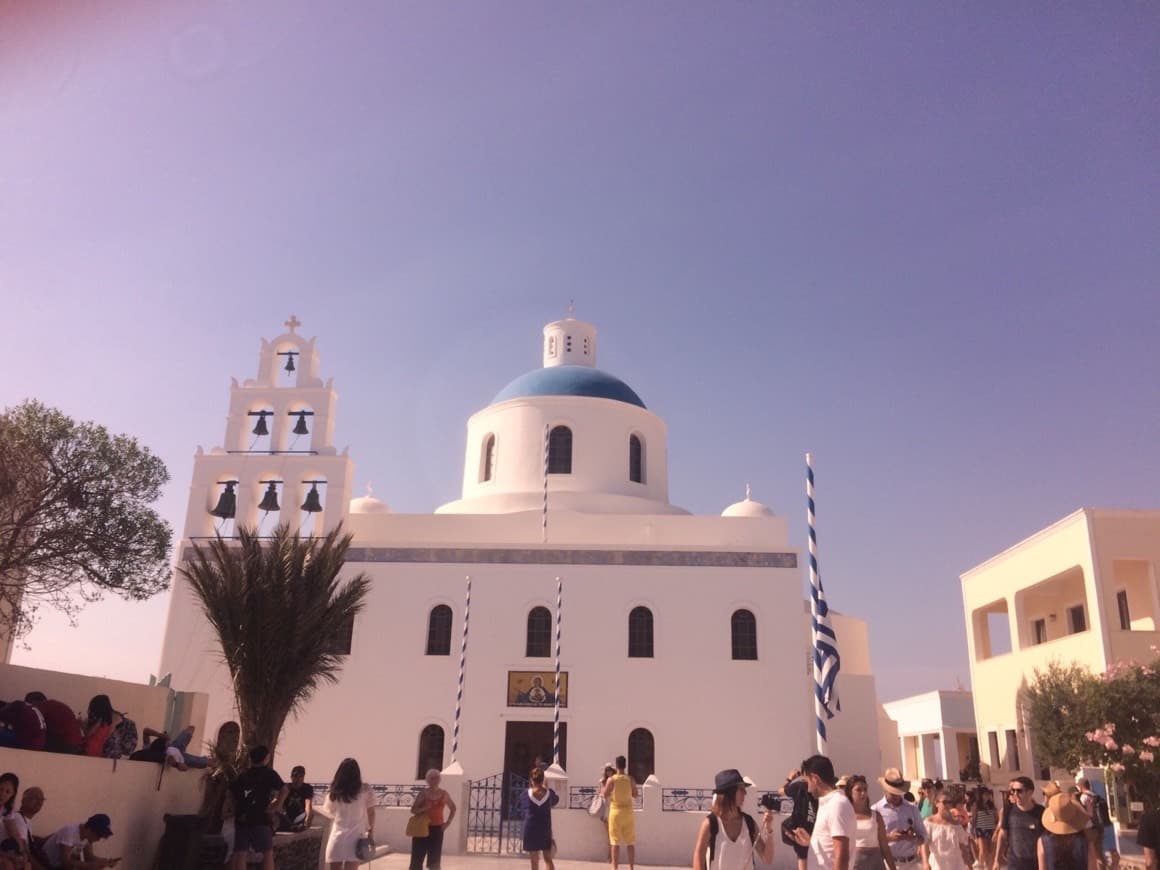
[2,1,1157,704]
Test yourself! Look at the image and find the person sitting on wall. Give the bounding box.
[80,696,117,758]
[278,766,315,831]
[3,785,46,869]
[23,695,83,755]
[40,813,119,869]
[0,700,47,752]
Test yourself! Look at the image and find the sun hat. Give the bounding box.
[713,769,746,793]
[1043,793,1090,835]
[878,767,911,797]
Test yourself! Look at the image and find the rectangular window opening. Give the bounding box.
[1117,590,1131,631]
[987,731,1000,769]
[1067,604,1087,634]
[1004,729,1020,771]
[1032,618,1047,645]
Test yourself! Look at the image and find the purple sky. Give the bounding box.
[2,1,1157,703]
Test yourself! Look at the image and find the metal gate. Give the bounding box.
[466,772,529,854]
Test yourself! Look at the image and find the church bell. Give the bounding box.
[300,483,323,513]
[292,411,310,436]
[251,411,270,437]
[284,352,296,373]
[210,481,237,519]
[258,482,280,513]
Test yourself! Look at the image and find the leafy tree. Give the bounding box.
[0,400,172,637]
[1022,661,1103,772]
[179,523,370,755]
[1024,655,1160,806]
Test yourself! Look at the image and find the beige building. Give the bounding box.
[883,690,977,782]
[961,508,1160,782]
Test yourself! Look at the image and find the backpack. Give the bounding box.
[1091,793,1112,827]
[102,716,139,759]
[707,812,758,863]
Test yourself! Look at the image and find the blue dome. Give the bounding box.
[491,366,646,409]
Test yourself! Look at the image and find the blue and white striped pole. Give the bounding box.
[552,576,563,767]
[542,424,550,544]
[450,574,471,763]
[807,453,840,754]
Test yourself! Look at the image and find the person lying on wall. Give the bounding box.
[129,725,210,771]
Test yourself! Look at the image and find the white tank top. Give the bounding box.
[713,816,755,870]
[855,813,879,849]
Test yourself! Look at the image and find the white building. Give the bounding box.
[882,690,977,783]
[159,314,890,837]
[961,508,1160,784]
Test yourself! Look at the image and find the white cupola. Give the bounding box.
[721,484,775,518]
[542,304,597,368]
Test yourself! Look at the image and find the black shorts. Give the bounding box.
[235,824,273,853]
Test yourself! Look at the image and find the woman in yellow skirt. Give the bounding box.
[601,755,640,870]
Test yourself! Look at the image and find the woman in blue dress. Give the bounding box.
[521,766,560,870]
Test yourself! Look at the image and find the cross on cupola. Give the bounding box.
[285,314,302,334]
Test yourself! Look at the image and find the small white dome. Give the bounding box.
[722,485,774,518]
[349,484,391,515]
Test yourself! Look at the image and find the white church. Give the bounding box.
[159,313,893,807]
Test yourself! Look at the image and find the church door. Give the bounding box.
[503,721,567,778]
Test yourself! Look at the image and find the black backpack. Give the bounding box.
[707,812,758,862]
[1092,793,1112,827]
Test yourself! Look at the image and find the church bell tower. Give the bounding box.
[181,315,354,540]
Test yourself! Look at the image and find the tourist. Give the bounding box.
[791,755,853,870]
[601,755,639,870]
[2,785,44,868]
[1038,793,1098,870]
[409,768,456,870]
[1076,778,1115,870]
[24,694,82,755]
[321,758,375,870]
[41,813,119,868]
[0,701,46,752]
[1135,801,1158,870]
[923,790,973,870]
[992,778,1043,870]
[785,768,819,870]
[0,775,16,818]
[874,768,926,869]
[520,766,560,870]
[140,725,209,770]
[81,696,116,758]
[844,775,896,870]
[280,765,315,831]
[971,789,998,870]
[693,768,775,870]
[229,746,286,870]
[918,782,937,821]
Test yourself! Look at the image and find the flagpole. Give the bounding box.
[542,424,550,544]
[807,452,840,754]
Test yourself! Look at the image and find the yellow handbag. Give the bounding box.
[406,813,430,838]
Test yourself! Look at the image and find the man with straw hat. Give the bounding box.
[1037,792,1098,870]
[873,768,925,868]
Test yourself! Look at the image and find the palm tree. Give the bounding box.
[179,522,370,755]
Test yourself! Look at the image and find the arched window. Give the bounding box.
[426,605,453,655]
[526,606,552,657]
[547,426,573,474]
[628,606,653,658]
[731,609,758,660]
[481,435,496,483]
[416,724,445,779]
[629,435,644,483]
[627,728,655,783]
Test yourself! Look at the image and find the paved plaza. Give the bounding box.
[365,856,688,870]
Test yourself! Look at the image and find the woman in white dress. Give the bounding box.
[922,791,973,870]
[322,757,375,870]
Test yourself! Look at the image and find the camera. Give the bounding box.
[759,793,781,812]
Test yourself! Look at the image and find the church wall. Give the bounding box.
[273,557,814,790]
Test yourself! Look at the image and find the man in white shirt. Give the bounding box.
[41,813,120,869]
[874,768,926,865]
[792,755,854,870]
[2,786,45,868]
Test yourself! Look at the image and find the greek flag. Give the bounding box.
[807,453,840,749]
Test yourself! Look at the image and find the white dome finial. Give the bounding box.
[745,483,752,501]
[568,300,575,319]
[365,481,374,497]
